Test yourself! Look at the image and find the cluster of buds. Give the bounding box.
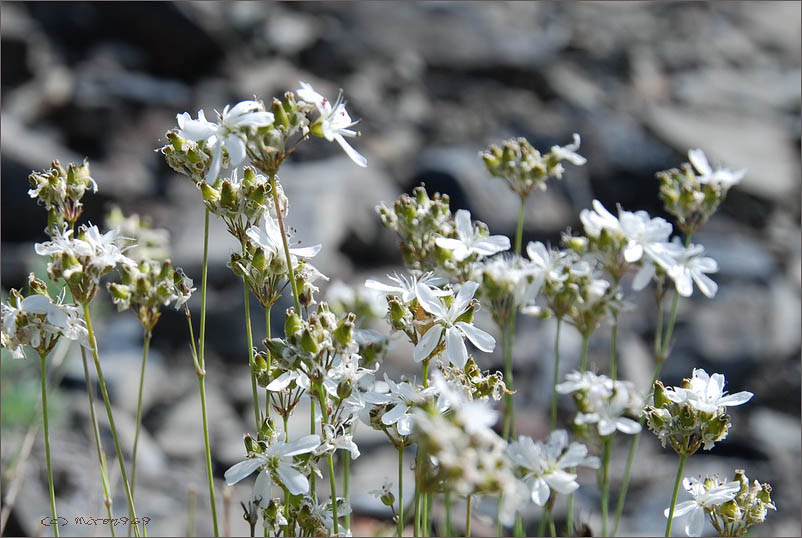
[480,134,586,199]
[35,224,134,304]
[377,186,453,271]
[105,205,170,263]
[107,259,194,334]
[439,356,510,402]
[159,130,215,184]
[229,237,289,309]
[245,92,314,176]
[656,149,744,236]
[1,274,89,359]
[710,470,775,536]
[473,254,540,326]
[200,167,287,241]
[644,369,752,456]
[28,160,97,231]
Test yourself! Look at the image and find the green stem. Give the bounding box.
[513,513,523,537]
[39,354,59,538]
[242,278,260,430]
[502,317,517,440]
[601,436,612,537]
[130,332,151,500]
[199,208,210,380]
[564,492,574,537]
[444,491,452,538]
[653,293,664,357]
[318,387,339,535]
[550,317,562,430]
[465,495,472,537]
[665,454,688,537]
[82,304,140,537]
[514,196,526,255]
[422,492,429,537]
[187,487,197,537]
[609,314,618,381]
[398,445,405,537]
[310,399,317,501]
[547,509,556,538]
[579,332,590,372]
[269,175,301,312]
[537,509,547,537]
[496,495,503,536]
[282,414,291,535]
[414,474,421,537]
[344,447,351,531]
[265,307,271,421]
[79,347,115,536]
[612,430,640,537]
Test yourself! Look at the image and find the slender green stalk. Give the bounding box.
[242,278,260,429]
[269,175,301,312]
[496,495,503,536]
[318,387,339,535]
[537,509,547,537]
[199,209,210,376]
[39,354,59,538]
[514,196,526,255]
[609,314,618,381]
[653,293,664,356]
[130,332,151,499]
[344,448,351,531]
[665,454,688,537]
[547,509,556,538]
[564,333,591,535]
[310,399,317,501]
[187,486,197,537]
[465,495,472,537]
[422,492,429,537]
[502,320,516,441]
[398,445,405,537]
[579,332,590,372]
[564,491,574,536]
[186,307,220,537]
[513,513,523,537]
[79,347,116,536]
[265,308,271,421]
[414,474,421,537]
[282,415,291,535]
[444,491,452,538]
[550,317,562,429]
[600,436,612,536]
[82,304,140,537]
[613,430,640,536]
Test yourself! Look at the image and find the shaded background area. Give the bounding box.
[1,2,800,536]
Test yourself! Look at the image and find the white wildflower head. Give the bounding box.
[664,476,741,537]
[557,371,642,437]
[28,159,97,230]
[434,209,510,263]
[362,373,436,439]
[651,238,719,298]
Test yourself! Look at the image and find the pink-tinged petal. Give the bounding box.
[414,324,443,363]
[224,458,263,485]
[454,209,473,241]
[334,134,368,167]
[455,321,495,352]
[717,391,753,407]
[381,403,407,426]
[276,463,309,496]
[281,434,320,457]
[445,326,468,368]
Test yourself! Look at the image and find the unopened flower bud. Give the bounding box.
[337,379,353,399]
[220,180,238,209]
[653,380,668,407]
[300,328,319,354]
[200,182,219,202]
[720,500,741,520]
[284,308,303,336]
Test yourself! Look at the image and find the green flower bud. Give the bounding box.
[272,98,290,129]
[220,180,238,209]
[381,490,395,507]
[653,380,668,408]
[284,308,303,336]
[333,320,354,347]
[337,379,353,400]
[720,499,741,520]
[27,274,49,296]
[244,434,256,454]
[300,328,320,354]
[200,182,220,202]
[252,247,267,272]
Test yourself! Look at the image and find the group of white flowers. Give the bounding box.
[1,77,775,538]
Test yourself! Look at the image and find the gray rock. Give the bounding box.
[693,232,776,281]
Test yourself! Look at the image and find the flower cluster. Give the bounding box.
[656,149,744,236]
[644,369,752,455]
[105,205,171,263]
[28,159,97,230]
[557,371,642,438]
[1,274,89,359]
[481,134,587,198]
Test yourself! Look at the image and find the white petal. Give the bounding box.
[253,469,272,506]
[445,326,468,368]
[334,134,368,167]
[691,271,718,298]
[224,458,263,486]
[717,391,753,407]
[545,470,579,495]
[266,371,293,392]
[670,268,694,297]
[276,463,309,496]
[664,500,697,518]
[414,324,443,363]
[632,263,655,291]
[615,417,642,435]
[205,144,224,183]
[364,280,401,294]
[688,149,712,176]
[290,244,322,258]
[415,283,447,317]
[281,435,320,457]
[685,506,705,537]
[455,322,495,352]
[473,235,511,256]
[381,403,408,426]
[623,242,643,263]
[531,478,550,506]
[597,419,618,437]
[454,209,473,241]
[224,134,246,166]
[452,281,479,313]
[396,413,414,436]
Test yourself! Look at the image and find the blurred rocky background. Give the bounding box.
[1,2,799,536]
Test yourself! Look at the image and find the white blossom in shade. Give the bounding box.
[664,476,741,537]
[413,281,495,367]
[550,133,588,170]
[246,217,321,264]
[618,209,674,263]
[664,369,753,415]
[556,370,612,399]
[177,100,275,182]
[579,200,622,239]
[2,293,88,359]
[557,371,642,436]
[688,149,745,190]
[224,434,320,497]
[574,386,642,436]
[297,81,367,168]
[362,374,436,436]
[431,371,499,441]
[435,209,510,262]
[653,237,719,298]
[364,271,449,304]
[265,367,311,393]
[507,430,599,506]
[317,423,360,460]
[35,224,135,279]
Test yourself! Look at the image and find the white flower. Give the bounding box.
[664,476,741,537]
[364,272,449,304]
[665,369,753,415]
[688,149,745,190]
[177,100,275,182]
[414,281,495,367]
[557,372,642,436]
[574,388,642,436]
[297,82,367,168]
[618,209,673,263]
[317,423,360,460]
[224,434,320,498]
[35,225,135,282]
[507,430,599,506]
[431,372,499,440]
[2,293,88,359]
[246,217,321,265]
[654,238,719,298]
[579,200,622,239]
[435,209,510,262]
[549,133,587,170]
[362,374,436,436]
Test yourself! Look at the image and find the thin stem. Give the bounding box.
[579,332,590,372]
[550,317,562,430]
[612,430,640,537]
[414,472,421,537]
[269,175,301,312]
[243,278,260,429]
[344,444,351,531]
[600,436,612,537]
[465,495,472,537]
[665,454,688,537]
[537,509,547,537]
[653,293,665,356]
[82,304,140,537]
[514,196,526,255]
[496,495,503,536]
[444,491,452,538]
[199,208,210,381]
[265,307,272,421]
[130,332,151,499]
[310,399,317,501]
[564,485,574,536]
[513,513,523,538]
[39,354,59,538]
[502,316,517,440]
[318,387,339,535]
[398,445,405,537]
[187,308,220,537]
[79,347,116,536]
[609,313,618,381]
[187,486,197,537]
[422,492,429,537]
[547,509,556,538]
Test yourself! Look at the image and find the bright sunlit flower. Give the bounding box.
[655,238,719,298]
[362,374,436,436]
[664,369,753,415]
[364,271,449,304]
[688,149,745,190]
[435,209,510,262]
[664,476,741,537]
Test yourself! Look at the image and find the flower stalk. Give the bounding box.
[130,331,151,500]
[665,454,688,537]
[39,353,59,538]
